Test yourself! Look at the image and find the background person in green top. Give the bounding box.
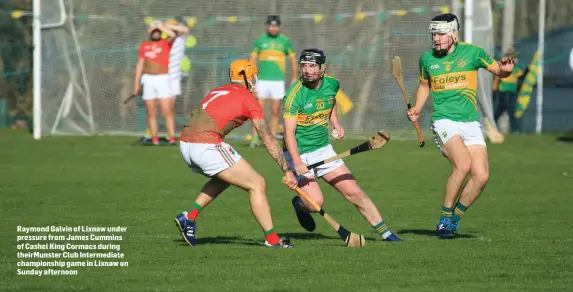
[408,14,515,239]
[493,49,528,133]
[249,15,298,148]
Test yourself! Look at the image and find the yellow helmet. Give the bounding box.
[164,19,179,25]
[229,60,259,89]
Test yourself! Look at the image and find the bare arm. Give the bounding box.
[165,23,189,35]
[283,117,302,165]
[289,55,298,82]
[486,62,511,78]
[133,58,145,92]
[252,118,290,172]
[154,23,176,39]
[329,102,340,128]
[413,80,430,113]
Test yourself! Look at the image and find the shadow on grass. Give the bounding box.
[397,229,476,239]
[173,236,261,246]
[173,233,380,247]
[279,232,339,240]
[281,232,380,244]
[557,134,573,143]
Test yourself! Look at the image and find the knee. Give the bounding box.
[297,180,323,212]
[147,110,157,119]
[270,106,280,116]
[453,161,471,176]
[161,105,173,116]
[251,174,266,194]
[342,188,367,205]
[313,196,324,209]
[473,169,490,187]
[303,196,323,212]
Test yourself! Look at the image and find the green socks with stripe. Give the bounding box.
[440,205,454,221]
[373,220,392,239]
[451,202,469,222]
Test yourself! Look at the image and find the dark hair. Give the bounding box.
[431,13,460,30]
[266,15,281,26]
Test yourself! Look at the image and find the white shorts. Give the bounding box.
[431,119,486,152]
[141,74,172,100]
[255,80,285,100]
[169,78,181,97]
[179,141,242,177]
[285,144,344,180]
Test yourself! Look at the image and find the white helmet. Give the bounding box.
[428,14,460,56]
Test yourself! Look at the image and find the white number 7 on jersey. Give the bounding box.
[202,90,230,110]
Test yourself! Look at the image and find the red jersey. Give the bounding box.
[138,39,171,67]
[180,84,264,143]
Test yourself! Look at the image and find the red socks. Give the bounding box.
[186,202,203,222]
[264,228,280,245]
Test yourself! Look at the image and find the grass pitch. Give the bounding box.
[1,129,572,291]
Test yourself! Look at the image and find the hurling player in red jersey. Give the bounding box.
[133,20,177,145]
[174,60,298,248]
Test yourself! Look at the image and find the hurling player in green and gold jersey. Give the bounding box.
[249,15,298,147]
[407,14,515,238]
[283,49,401,242]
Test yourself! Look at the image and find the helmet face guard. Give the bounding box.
[245,73,259,91]
[429,14,459,57]
[299,49,326,83]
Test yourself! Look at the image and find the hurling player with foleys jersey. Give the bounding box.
[174,59,297,248]
[282,49,401,242]
[407,13,515,238]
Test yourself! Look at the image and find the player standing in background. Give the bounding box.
[249,15,298,148]
[283,49,401,242]
[174,60,298,248]
[134,21,177,146]
[493,49,528,133]
[407,14,515,238]
[165,19,189,108]
[140,19,189,144]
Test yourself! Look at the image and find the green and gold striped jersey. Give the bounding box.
[419,42,497,122]
[283,75,339,154]
[251,34,295,81]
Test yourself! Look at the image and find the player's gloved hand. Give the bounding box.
[294,163,309,176]
[407,108,420,122]
[282,171,298,190]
